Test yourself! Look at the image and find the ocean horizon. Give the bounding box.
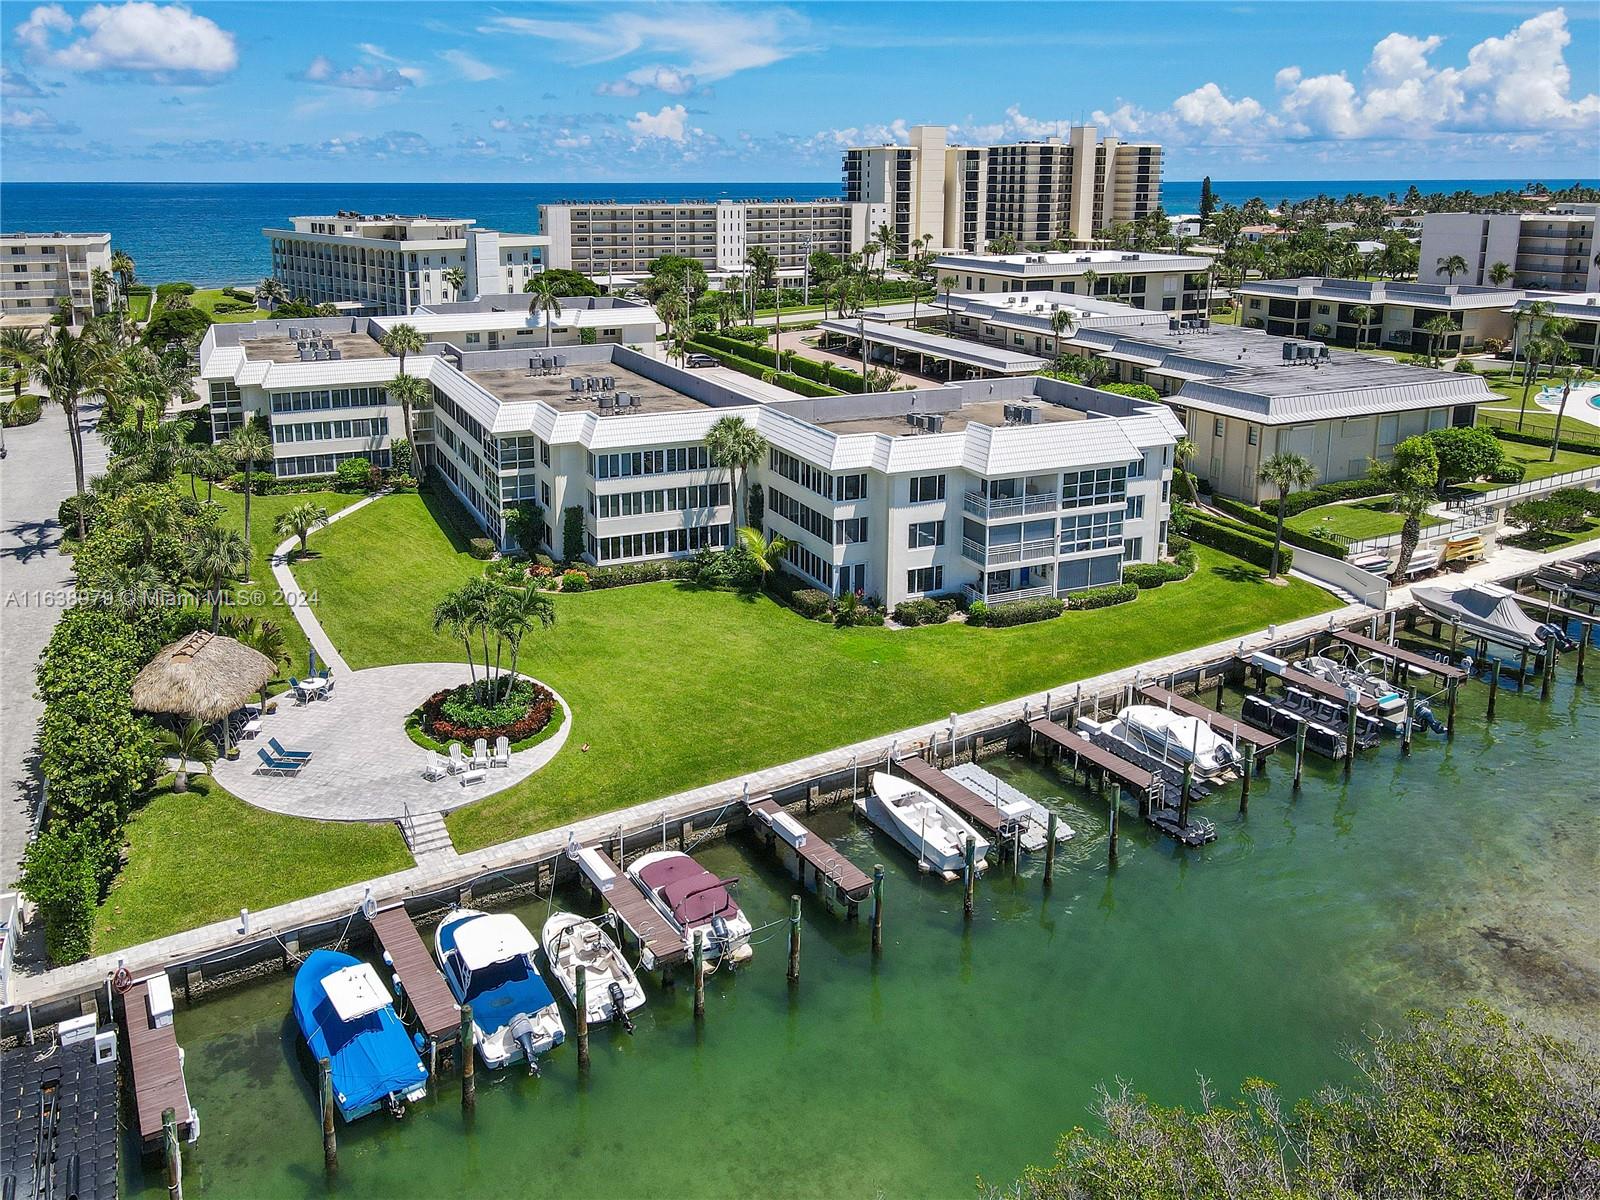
[3,177,1594,288]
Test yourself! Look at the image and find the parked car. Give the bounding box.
[685,353,718,368]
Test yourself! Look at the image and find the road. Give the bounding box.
[0,397,108,888]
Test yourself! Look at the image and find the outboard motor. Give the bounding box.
[608,981,635,1035]
[1415,703,1447,735]
[510,1015,540,1077]
[710,914,731,953]
[1537,622,1578,652]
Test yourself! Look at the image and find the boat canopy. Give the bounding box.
[292,950,427,1121]
[1413,583,1548,652]
[453,913,539,971]
[637,856,738,926]
[322,962,392,1022]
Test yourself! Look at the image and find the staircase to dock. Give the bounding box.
[399,810,455,861]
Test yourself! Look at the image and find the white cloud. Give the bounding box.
[596,79,641,97]
[0,63,50,97]
[627,103,691,142]
[16,2,236,79]
[2,103,78,134]
[623,65,696,95]
[440,49,502,82]
[299,54,415,93]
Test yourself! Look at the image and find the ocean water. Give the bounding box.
[121,669,1599,1199]
[4,178,1590,289]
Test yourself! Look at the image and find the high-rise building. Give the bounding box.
[842,124,1163,254]
[0,231,112,326]
[1419,204,1600,292]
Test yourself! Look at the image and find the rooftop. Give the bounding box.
[1234,276,1519,310]
[815,397,1088,437]
[239,328,389,363]
[934,248,1212,273]
[467,360,716,416]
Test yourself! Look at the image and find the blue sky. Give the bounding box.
[2,2,1596,182]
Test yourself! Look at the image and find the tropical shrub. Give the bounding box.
[581,559,694,588]
[833,591,885,626]
[333,456,376,492]
[388,437,414,478]
[691,542,762,590]
[966,600,988,624]
[58,492,94,536]
[560,569,590,591]
[2,394,41,427]
[1065,583,1138,610]
[971,597,1064,627]
[468,537,496,560]
[1427,425,1504,485]
[788,588,833,619]
[19,828,100,964]
[420,680,555,743]
[1551,487,1600,516]
[1100,382,1160,403]
[1487,459,1526,483]
[893,597,959,626]
[141,306,211,348]
[1122,549,1198,589]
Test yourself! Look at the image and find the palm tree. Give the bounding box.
[223,613,289,673]
[1081,268,1099,301]
[387,373,431,479]
[1369,436,1440,583]
[90,267,113,316]
[224,422,272,556]
[274,501,331,555]
[254,277,286,309]
[873,224,899,302]
[737,526,792,583]
[524,275,563,348]
[380,322,425,374]
[184,525,250,630]
[1049,307,1076,356]
[1,327,45,410]
[442,266,466,301]
[1487,261,1513,288]
[1435,254,1468,284]
[1173,436,1198,501]
[1257,452,1317,579]
[1110,272,1132,305]
[939,275,959,330]
[156,718,217,794]
[110,249,136,298]
[1420,314,1457,367]
[33,326,111,539]
[745,246,778,353]
[432,585,482,689]
[706,415,767,541]
[1348,303,1375,350]
[489,584,556,701]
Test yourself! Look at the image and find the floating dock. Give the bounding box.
[1135,683,1281,751]
[574,845,689,970]
[368,900,460,1045]
[123,974,196,1152]
[1,1028,119,1200]
[891,754,1011,838]
[946,762,1073,850]
[745,796,872,913]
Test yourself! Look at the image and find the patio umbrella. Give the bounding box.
[133,629,277,753]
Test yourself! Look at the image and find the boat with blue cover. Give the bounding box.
[435,909,565,1074]
[291,949,428,1122]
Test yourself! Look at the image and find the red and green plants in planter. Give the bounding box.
[418,679,556,743]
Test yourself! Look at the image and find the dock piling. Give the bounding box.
[1240,743,1255,813]
[165,1106,184,1199]
[1108,785,1120,866]
[1293,721,1307,791]
[870,865,884,955]
[1043,813,1058,887]
[1577,624,1589,684]
[788,895,802,986]
[1344,703,1358,774]
[1010,824,1021,875]
[1179,764,1193,828]
[1541,634,1556,702]
[317,1062,336,1178]
[1214,673,1225,710]
[692,931,705,1021]
[1402,686,1414,755]
[575,963,590,1074]
[963,836,976,921]
[459,1004,476,1115]
[1446,674,1459,737]
[1487,659,1500,719]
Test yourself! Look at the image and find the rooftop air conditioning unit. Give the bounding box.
[1282,342,1297,362]
[1022,406,1041,424]
[927,414,946,433]
[906,412,922,429]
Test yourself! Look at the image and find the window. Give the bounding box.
[909,474,946,503]
[837,516,869,545]
[1247,426,1259,446]
[1213,418,1225,437]
[907,520,945,549]
[1060,511,1123,554]
[1061,466,1127,508]
[907,566,943,595]
[1124,537,1144,561]
[1126,495,1144,519]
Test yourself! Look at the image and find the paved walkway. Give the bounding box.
[210,663,572,820]
[0,399,109,888]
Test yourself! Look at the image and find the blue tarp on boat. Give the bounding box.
[292,949,428,1122]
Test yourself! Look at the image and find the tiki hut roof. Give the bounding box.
[132,630,276,722]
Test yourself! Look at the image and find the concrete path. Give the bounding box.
[210,663,572,821]
[0,399,109,888]
[266,491,391,675]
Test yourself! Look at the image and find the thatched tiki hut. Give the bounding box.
[133,630,277,753]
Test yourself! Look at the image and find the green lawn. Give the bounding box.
[1285,495,1443,541]
[190,287,270,323]
[292,493,1339,855]
[95,776,410,952]
[126,292,152,322]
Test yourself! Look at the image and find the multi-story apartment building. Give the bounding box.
[1231,278,1518,353]
[263,213,549,315]
[1420,206,1600,292]
[1508,291,1600,368]
[934,249,1213,316]
[0,231,111,326]
[843,124,1163,254]
[198,312,1180,607]
[539,199,882,281]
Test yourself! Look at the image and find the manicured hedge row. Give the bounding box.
[1122,546,1198,589]
[1260,478,1389,518]
[582,558,699,589]
[969,597,1064,627]
[892,596,961,626]
[1484,422,1600,457]
[694,333,866,393]
[1211,496,1349,557]
[1065,583,1138,610]
[1186,514,1293,572]
[684,341,841,398]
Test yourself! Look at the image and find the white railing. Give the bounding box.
[962,491,1058,519]
[964,581,1055,606]
[962,536,1056,566]
[1341,507,1494,556]
[1448,464,1600,513]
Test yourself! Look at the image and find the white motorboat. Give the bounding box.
[1112,704,1239,777]
[540,911,647,1034]
[1294,653,1408,730]
[626,850,754,966]
[866,772,991,876]
[435,909,565,1074]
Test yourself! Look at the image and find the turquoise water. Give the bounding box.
[123,673,1599,1199]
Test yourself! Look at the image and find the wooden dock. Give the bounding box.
[368,901,459,1044]
[122,975,195,1151]
[1025,718,1155,795]
[892,754,1010,836]
[1135,683,1281,750]
[746,796,872,910]
[576,846,689,970]
[1277,661,1379,710]
[1332,630,1468,681]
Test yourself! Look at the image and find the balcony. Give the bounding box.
[962,490,1058,519]
[964,580,1054,605]
[962,536,1056,567]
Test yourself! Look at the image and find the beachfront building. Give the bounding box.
[933,249,1213,317]
[842,124,1163,253]
[0,231,111,326]
[1509,292,1600,369]
[197,308,1179,608]
[1419,206,1600,292]
[263,213,549,316]
[1231,278,1518,354]
[539,199,881,283]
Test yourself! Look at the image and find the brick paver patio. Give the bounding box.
[211,662,571,820]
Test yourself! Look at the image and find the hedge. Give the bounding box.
[1122,548,1198,589]
[892,596,959,626]
[468,537,496,560]
[970,597,1064,627]
[2,394,41,427]
[1186,514,1292,572]
[694,332,866,393]
[582,558,699,588]
[1065,582,1138,611]
[1211,496,1349,557]
[1482,421,1600,457]
[1260,478,1389,518]
[684,341,841,398]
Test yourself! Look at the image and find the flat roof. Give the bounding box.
[934,249,1211,274]
[819,319,1049,373]
[1234,277,1518,310]
[467,361,716,415]
[816,397,1088,437]
[239,329,389,363]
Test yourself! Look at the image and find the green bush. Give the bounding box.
[1260,477,1390,518]
[686,339,845,397]
[560,569,590,591]
[834,594,885,627]
[585,559,697,588]
[1186,515,1292,571]
[562,506,585,562]
[1166,534,1191,555]
[1487,460,1527,484]
[1550,487,1600,516]
[468,537,496,560]
[58,492,93,535]
[2,394,41,427]
[972,597,1064,627]
[1428,426,1503,485]
[223,287,255,303]
[333,457,376,492]
[1122,549,1198,589]
[893,597,959,626]
[719,325,772,344]
[1066,582,1138,610]
[1211,495,1348,556]
[1101,382,1160,402]
[155,281,196,297]
[19,828,99,964]
[142,305,211,348]
[213,299,255,314]
[788,588,833,619]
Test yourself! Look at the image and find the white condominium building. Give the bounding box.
[1231,278,1519,353]
[198,310,1179,608]
[263,213,549,315]
[0,231,112,326]
[934,249,1214,316]
[1420,205,1599,292]
[843,124,1163,254]
[539,199,882,281]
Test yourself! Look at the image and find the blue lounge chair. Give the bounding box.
[255,748,303,777]
[269,736,312,761]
